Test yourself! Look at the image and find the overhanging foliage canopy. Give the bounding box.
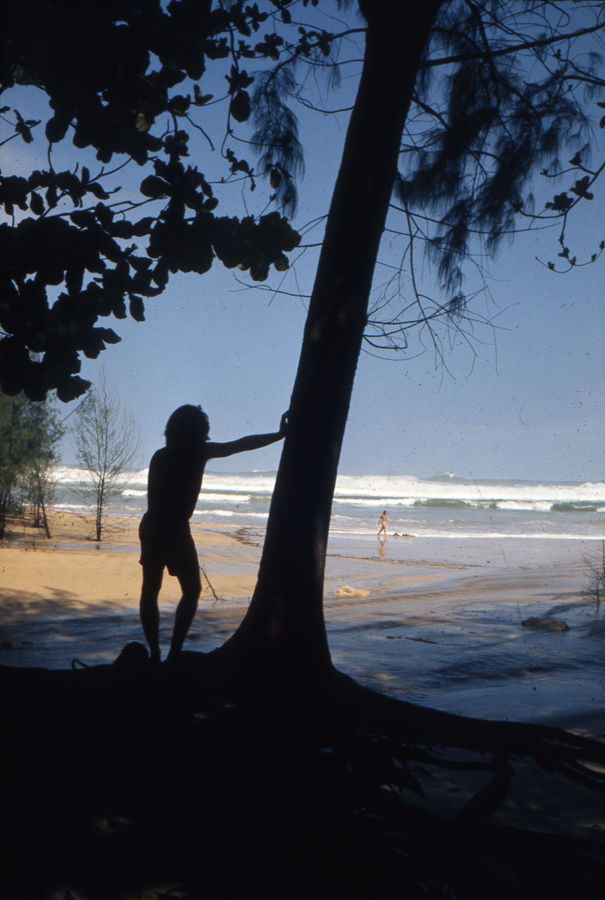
[0,0,304,401]
[1,0,604,401]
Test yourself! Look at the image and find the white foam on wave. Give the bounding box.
[50,466,604,542]
[333,496,418,508]
[55,466,147,487]
[54,466,94,483]
[53,466,604,506]
[197,493,251,504]
[203,473,277,494]
[191,509,269,520]
[334,474,605,505]
[495,500,555,512]
[52,502,91,514]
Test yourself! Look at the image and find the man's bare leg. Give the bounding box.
[167,568,202,662]
[140,566,164,664]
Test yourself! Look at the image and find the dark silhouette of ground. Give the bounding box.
[2,646,604,900]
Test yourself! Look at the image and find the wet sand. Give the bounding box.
[1,512,604,739]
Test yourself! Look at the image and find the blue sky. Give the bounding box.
[3,4,604,482]
[66,212,602,483]
[57,130,603,483]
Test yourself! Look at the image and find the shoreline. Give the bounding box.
[2,512,604,736]
[3,509,599,613]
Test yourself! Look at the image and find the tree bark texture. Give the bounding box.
[227,1,444,677]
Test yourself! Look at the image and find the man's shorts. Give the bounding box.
[139,513,198,578]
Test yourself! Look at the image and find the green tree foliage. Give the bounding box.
[0,0,301,401]
[72,370,139,541]
[0,390,63,537]
[1,2,603,400]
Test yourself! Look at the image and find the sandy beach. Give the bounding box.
[2,511,604,737]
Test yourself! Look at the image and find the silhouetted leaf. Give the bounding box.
[169,95,191,116]
[163,131,190,156]
[65,267,84,296]
[101,236,125,264]
[15,110,33,143]
[88,183,110,200]
[128,256,152,273]
[131,217,155,237]
[69,209,97,228]
[95,204,114,229]
[140,176,170,198]
[249,258,270,281]
[135,110,151,133]
[152,261,169,289]
[193,85,214,105]
[45,185,58,209]
[56,375,91,403]
[45,116,69,144]
[200,177,213,198]
[109,221,135,239]
[545,192,572,212]
[571,175,593,200]
[226,149,251,175]
[29,192,44,216]
[230,90,251,122]
[128,294,145,322]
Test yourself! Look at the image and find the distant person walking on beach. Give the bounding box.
[139,405,288,664]
[378,510,389,539]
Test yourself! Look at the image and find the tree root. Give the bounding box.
[1,655,604,899]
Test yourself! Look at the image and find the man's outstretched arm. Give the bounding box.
[205,412,288,460]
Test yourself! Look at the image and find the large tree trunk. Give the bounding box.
[224,1,443,680]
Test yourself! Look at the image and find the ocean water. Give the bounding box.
[53,467,605,542]
[10,468,605,727]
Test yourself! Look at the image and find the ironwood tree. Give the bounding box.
[219,0,605,677]
[72,369,139,541]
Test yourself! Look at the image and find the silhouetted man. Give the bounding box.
[139,405,287,664]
